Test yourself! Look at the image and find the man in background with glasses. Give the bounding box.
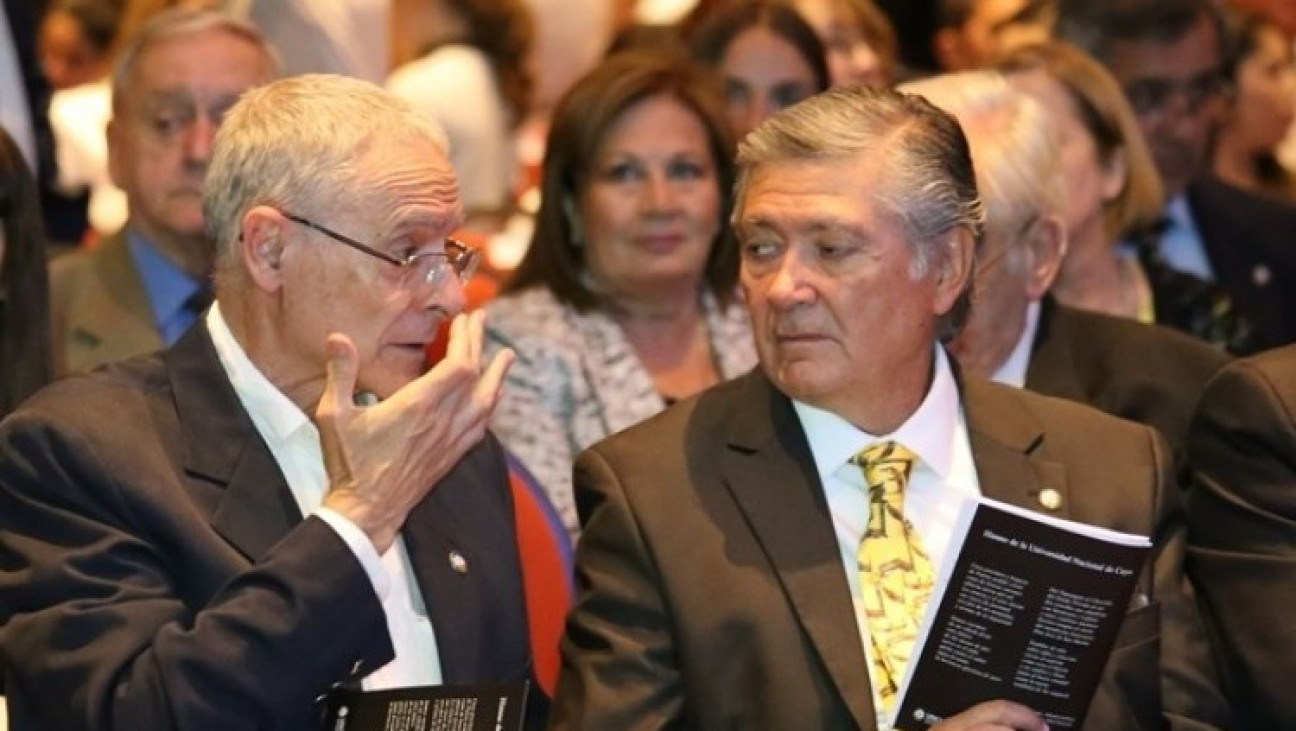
[1057,0,1296,351]
[0,71,544,730]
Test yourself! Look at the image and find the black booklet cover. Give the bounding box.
[892,497,1150,730]
[325,681,529,731]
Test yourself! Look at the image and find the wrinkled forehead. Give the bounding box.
[346,135,464,234]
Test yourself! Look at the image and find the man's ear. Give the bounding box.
[934,226,976,315]
[106,116,126,189]
[241,206,289,292]
[1023,214,1068,300]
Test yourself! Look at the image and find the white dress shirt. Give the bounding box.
[794,346,981,728]
[1158,194,1215,281]
[205,304,442,689]
[989,300,1041,389]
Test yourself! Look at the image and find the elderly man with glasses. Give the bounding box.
[0,71,544,730]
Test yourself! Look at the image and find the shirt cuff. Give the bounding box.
[316,506,392,601]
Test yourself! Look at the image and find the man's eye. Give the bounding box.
[743,240,781,260]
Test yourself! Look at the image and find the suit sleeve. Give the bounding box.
[1148,425,1235,730]
[549,446,685,730]
[1187,360,1296,727]
[0,412,393,731]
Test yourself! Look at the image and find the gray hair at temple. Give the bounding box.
[203,74,452,283]
[111,7,280,112]
[900,71,1063,251]
[733,85,985,341]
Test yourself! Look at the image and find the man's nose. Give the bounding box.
[764,250,815,306]
[184,116,218,163]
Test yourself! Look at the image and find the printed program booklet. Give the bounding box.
[325,681,529,731]
[891,496,1150,730]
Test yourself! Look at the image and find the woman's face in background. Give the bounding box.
[718,25,820,138]
[576,93,722,303]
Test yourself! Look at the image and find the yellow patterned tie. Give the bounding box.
[853,441,934,712]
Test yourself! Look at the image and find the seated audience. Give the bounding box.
[485,53,756,540]
[687,0,830,139]
[49,9,274,375]
[0,127,53,418]
[1211,7,1296,200]
[996,41,1256,353]
[1056,0,1296,350]
[792,0,898,87]
[1188,344,1296,728]
[551,84,1215,730]
[904,69,1231,465]
[0,71,540,730]
[387,0,535,232]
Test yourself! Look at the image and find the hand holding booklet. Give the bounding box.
[892,496,1151,730]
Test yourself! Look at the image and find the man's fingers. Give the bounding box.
[318,333,360,422]
[477,347,515,409]
[443,312,470,366]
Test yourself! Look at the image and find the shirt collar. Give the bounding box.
[126,229,202,324]
[794,345,962,480]
[989,299,1040,389]
[205,302,315,444]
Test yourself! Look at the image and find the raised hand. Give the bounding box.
[317,309,514,552]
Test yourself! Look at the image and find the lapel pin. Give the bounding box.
[1038,488,1062,511]
[448,550,469,575]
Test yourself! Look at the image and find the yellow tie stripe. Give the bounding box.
[852,441,934,713]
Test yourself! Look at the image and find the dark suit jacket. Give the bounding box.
[48,230,163,375]
[1189,178,1296,350]
[0,324,534,730]
[1187,344,1296,728]
[1022,300,1233,728]
[551,369,1211,730]
[1025,298,1230,465]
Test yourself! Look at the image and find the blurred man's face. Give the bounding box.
[1105,14,1227,199]
[108,28,273,271]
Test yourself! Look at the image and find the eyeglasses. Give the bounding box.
[282,212,478,289]
[1123,68,1227,118]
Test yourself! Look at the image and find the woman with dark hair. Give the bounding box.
[485,53,756,539]
[387,0,535,230]
[0,128,54,417]
[687,0,831,138]
[1213,7,1296,200]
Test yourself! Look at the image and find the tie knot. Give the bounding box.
[851,441,917,494]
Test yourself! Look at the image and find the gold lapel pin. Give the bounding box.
[1038,488,1062,511]
[448,550,469,575]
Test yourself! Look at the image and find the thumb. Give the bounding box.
[317,333,359,424]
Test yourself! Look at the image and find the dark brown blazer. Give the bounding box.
[0,323,535,730]
[551,368,1211,730]
[48,230,163,376]
[1025,297,1230,464]
[1187,344,1296,728]
[1023,299,1234,728]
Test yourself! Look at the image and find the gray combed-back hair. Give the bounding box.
[734,85,986,341]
